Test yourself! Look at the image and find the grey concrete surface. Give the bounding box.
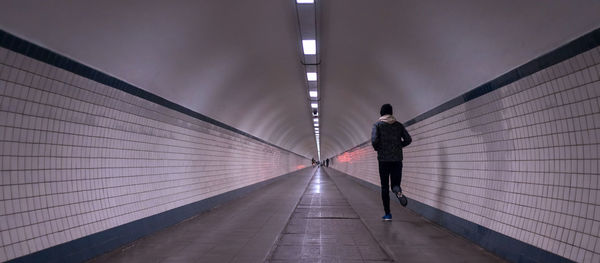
[266,168,391,262]
[88,167,505,263]
[88,168,316,263]
[325,168,505,263]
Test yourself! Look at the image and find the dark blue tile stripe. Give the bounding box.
[330,29,599,261]
[404,27,600,127]
[330,26,600,261]
[7,168,314,263]
[0,29,306,160]
[332,27,600,160]
[334,170,574,263]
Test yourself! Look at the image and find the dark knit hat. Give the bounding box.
[380,104,393,116]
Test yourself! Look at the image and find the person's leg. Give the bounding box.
[390,162,408,206]
[390,161,402,194]
[378,161,391,215]
[398,161,403,189]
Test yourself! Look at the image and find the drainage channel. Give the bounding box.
[266,168,392,262]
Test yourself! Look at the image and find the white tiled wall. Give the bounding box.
[332,47,600,262]
[0,46,307,262]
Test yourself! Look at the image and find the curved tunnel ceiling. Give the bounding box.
[1,0,600,159]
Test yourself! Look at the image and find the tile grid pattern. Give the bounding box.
[0,46,307,262]
[332,46,600,262]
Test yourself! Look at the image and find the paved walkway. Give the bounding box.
[89,167,504,263]
[267,168,391,262]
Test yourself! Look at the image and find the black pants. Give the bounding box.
[379,161,402,214]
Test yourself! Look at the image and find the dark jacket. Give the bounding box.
[371,116,412,162]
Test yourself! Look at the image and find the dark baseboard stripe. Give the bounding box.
[328,28,599,261]
[7,168,312,263]
[0,29,306,160]
[334,170,574,263]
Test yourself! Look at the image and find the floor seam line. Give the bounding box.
[263,167,318,262]
[323,168,396,262]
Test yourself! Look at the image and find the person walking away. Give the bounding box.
[371,104,412,221]
[326,159,329,167]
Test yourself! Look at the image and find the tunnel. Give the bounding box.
[1,1,600,262]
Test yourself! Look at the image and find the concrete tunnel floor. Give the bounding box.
[87,167,505,263]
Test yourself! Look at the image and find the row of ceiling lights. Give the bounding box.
[296,0,320,160]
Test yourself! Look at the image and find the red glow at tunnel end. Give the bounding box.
[337,152,352,163]
[336,147,371,163]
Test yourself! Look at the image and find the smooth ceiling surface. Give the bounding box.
[2,1,600,160]
[319,0,600,158]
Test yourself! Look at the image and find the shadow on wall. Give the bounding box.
[433,144,449,223]
[464,91,513,229]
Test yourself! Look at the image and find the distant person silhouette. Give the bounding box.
[371,104,412,221]
[326,159,329,167]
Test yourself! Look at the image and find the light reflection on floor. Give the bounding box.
[267,168,391,262]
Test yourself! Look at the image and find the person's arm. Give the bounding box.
[400,124,412,147]
[371,123,380,151]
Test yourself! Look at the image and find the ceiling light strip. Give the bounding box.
[296,0,320,160]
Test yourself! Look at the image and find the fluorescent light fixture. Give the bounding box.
[297,0,314,4]
[302,40,316,55]
[307,72,317,81]
[311,103,318,108]
[313,118,318,122]
[314,123,319,127]
[309,91,318,97]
